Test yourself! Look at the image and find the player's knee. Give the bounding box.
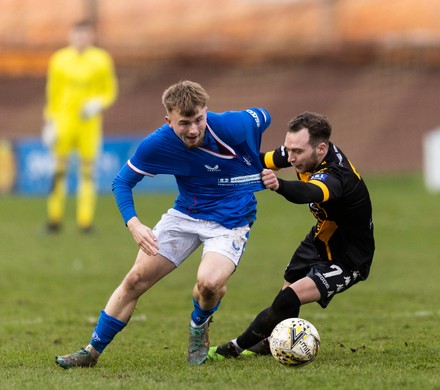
[123,270,150,297]
[196,279,224,300]
[50,170,67,192]
[80,164,94,180]
[54,168,67,180]
[271,287,301,318]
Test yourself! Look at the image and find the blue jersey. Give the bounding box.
[112,108,271,229]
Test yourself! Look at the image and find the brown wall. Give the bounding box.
[1,0,440,75]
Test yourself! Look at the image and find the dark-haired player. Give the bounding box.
[209,111,375,360]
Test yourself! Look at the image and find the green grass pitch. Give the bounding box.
[0,173,439,389]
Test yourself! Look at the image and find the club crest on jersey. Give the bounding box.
[243,155,253,166]
[204,164,221,172]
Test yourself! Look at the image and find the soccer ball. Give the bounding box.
[269,317,320,367]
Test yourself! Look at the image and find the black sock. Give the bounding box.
[236,288,301,349]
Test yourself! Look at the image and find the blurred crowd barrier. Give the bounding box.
[0,137,176,195]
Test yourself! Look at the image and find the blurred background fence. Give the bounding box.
[1,0,440,194]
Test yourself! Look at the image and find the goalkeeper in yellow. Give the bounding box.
[42,20,117,233]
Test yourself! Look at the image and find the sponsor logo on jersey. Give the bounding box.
[311,173,328,181]
[230,173,261,183]
[246,109,261,127]
[333,145,344,167]
[218,173,261,186]
[204,164,221,172]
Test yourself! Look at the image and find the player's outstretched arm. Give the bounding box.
[261,169,280,191]
[260,146,291,170]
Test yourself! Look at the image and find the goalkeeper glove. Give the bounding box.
[81,98,102,119]
[41,121,57,147]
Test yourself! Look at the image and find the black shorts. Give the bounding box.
[284,237,365,308]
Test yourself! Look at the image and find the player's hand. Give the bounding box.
[261,169,280,191]
[41,121,57,147]
[81,98,102,119]
[127,217,159,255]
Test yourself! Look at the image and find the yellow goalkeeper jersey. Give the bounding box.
[44,45,117,122]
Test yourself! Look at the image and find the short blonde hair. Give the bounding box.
[162,80,209,116]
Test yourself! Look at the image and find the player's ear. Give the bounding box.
[317,142,327,155]
[165,116,171,126]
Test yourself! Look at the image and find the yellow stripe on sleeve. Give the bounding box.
[264,151,278,170]
[309,180,330,202]
[349,160,361,180]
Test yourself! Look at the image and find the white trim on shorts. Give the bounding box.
[152,208,251,267]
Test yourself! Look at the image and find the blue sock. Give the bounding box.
[191,297,221,326]
[90,310,126,354]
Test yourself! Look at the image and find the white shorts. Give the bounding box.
[152,208,251,267]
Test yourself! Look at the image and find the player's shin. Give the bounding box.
[236,288,301,350]
[47,171,67,225]
[190,297,220,326]
[77,164,96,230]
[89,310,127,354]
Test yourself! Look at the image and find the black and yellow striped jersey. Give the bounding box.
[262,143,374,274]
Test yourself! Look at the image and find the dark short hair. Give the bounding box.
[288,111,332,147]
